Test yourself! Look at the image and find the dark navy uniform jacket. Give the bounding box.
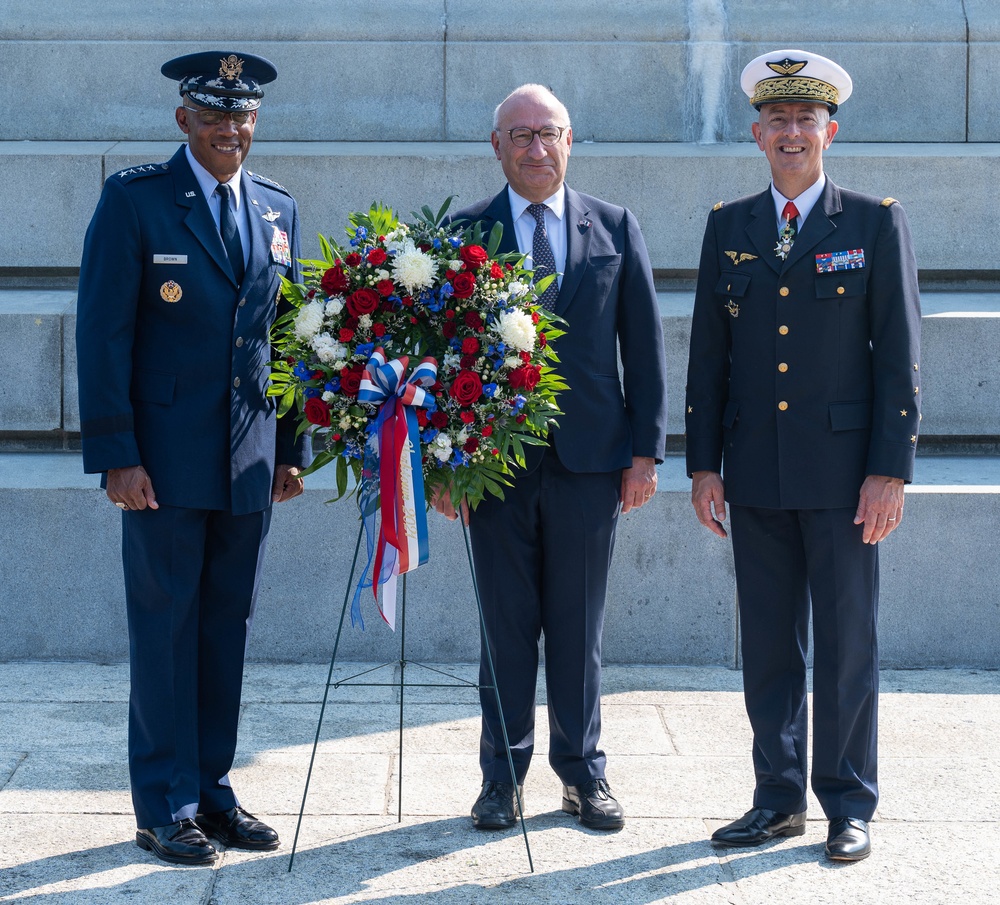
[454,186,668,471]
[77,145,308,515]
[685,179,921,510]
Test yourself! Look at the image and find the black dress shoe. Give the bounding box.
[562,779,625,830]
[196,807,280,851]
[711,807,807,847]
[825,817,871,861]
[471,780,522,829]
[135,819,217,865]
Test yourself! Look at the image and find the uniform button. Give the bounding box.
[779,325,789,335]
[238,297,247,308]
[235,337,244,348]
[779,287,790,297]
[778,401,788,411]
[233,377,241,388]
[778,362,788,373]
[837,286,845,295]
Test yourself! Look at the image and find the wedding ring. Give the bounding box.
[115,502,127,510]
[887,517,896,521]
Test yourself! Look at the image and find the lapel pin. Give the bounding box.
[262,207,281,222]
[184,191,197,198]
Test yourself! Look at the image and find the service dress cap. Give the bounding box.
[740,49,852,114]
[161,51,277,112]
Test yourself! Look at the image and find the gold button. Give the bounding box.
[233,377,241,388]
[779,287,790,297]
[778,401,788,411]
[779,325,789,335]
[778,362,788,373]
[235,337,244,348]
[837,286,845,295]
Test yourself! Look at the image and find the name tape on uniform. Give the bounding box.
[153,254,188,265]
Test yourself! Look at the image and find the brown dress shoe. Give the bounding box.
[196,807,280,851]
[711,807,807,847]
[136,818,217,865]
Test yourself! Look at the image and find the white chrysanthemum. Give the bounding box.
[325,297,344,317]
[430,433,453,462]
[391,242,438,294]
[311,332,347,365]
[497,309,536,353]
[384,225,410,252]
[293,300,325,341]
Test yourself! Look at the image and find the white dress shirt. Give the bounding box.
[770,173,826,232]
[507,185,567,289]
[185,145,250,269]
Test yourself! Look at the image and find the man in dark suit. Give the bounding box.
[685,50,921,861]
[76,51,308,865]
[436,84,668,831]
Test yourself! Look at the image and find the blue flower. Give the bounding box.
[355,342,375,358]
[496,342,507,354]
[514,394,527,411]
[304,387,320,399]
[293,361,312,379]
[450,449,465,467]
[355,226,368,240]
[422,428,439,443]
[325,379,340,392]
[433,238,442,249]
[448,236,462,248]
[483,383,498,398]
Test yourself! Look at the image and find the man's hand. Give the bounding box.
[691,470,727,538]
[431,485,469,526]
[854,474,905,544]
[107,465,158,511]
[272,464,304,503]
[621,456,657,513]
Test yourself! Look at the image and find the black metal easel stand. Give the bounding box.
[288,519,533,872]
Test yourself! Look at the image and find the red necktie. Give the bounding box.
[776,201,799,260]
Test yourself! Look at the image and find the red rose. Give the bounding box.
[445,269,457,282]
[450,369,483,407]
[451,272,476,299]
[346,287,380,317]
[340,366,364,397]
[321,266,349,294]
[490,262,504,280]
[430,411,449,429]
[372,322,387,337]
[509,365,541,391]
[367,247,387,266]
[464,437,480,453]
[338,327,355,342]
[460,410,475,424]
[345,252,362,266]
[508,368,526,389]
[458,245,489,271]
[461,337,480,354]
[464,311,484,330]
[522,366,541,390]
[376,279,395,297]
[481,424,494,437]
[304,397,331,427]
[442,321,457,339]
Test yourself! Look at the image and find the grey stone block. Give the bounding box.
[0,293,73,432]
[968,1,1000,139]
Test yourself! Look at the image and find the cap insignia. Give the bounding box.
[767,59,808,77]
[219,55,244,79]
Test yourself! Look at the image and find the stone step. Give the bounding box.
[0,0,994,142]
[3,141,998,275]
[0,452,996,668]
[3,289,995,440]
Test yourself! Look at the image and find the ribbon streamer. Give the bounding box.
[351,348,437,629]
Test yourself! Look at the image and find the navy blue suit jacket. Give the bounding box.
[685,179,921,509]
[77,145,308,515]
[453,186,668,472]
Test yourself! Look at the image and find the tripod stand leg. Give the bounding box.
[288,519,365,872]
[461,520,534,873]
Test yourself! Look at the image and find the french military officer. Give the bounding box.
[76,51,308,865]
[685,50,921,861]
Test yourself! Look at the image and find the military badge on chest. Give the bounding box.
[270,225,292,266]
[160,280,182,303]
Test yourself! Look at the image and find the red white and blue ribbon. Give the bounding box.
[352,348,437,629]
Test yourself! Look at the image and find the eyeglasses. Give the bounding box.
[504,126,568,148]
[182,105,256,126]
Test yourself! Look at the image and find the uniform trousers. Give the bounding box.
[469,445,621,786]
[730,504,879,820]
[121,503,271,828]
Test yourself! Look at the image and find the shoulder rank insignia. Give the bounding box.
[713,201,725,211]
[881,197,898,207]
[114,163,168,182]
[724,251,757,266]
[247,170,291,196]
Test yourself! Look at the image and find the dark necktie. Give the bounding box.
[216,183,245,283]
[775,200,799,261]
[527,203,559,308]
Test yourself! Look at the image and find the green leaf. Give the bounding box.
[486,221,504,257]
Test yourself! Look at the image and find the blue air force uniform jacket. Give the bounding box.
[685,179,921,510]
[77,145,308,515]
